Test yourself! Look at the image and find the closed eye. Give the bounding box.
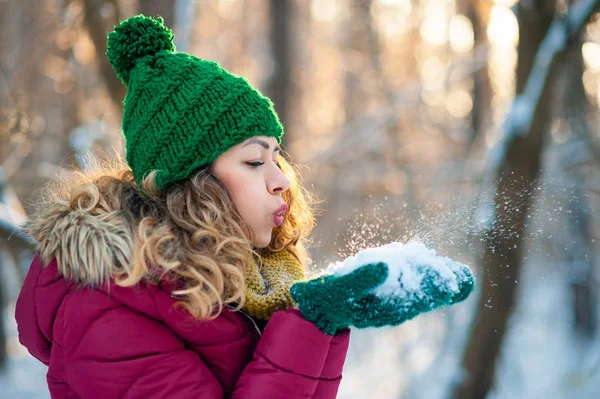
[246,161,265,167]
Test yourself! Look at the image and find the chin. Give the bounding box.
[252,233,272,248]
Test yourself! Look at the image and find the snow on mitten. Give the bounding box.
[290,262,389,335]
[332,242,475,329]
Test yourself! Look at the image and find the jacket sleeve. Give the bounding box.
[232,308,350,399]
[313,328,351,399]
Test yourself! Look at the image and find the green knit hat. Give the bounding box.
[106,15,284,191]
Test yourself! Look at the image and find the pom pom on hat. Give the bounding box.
[106,15,175,84]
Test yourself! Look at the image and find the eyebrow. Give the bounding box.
[243,138,281,152]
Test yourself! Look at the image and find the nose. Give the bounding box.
[267,163,290,195]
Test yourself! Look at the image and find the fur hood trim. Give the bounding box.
[25,199,133,287]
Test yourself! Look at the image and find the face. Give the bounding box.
[211,136,291,248]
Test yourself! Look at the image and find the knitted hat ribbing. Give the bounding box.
[106,15,284,191]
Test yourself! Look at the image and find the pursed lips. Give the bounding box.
[273,203,288,216]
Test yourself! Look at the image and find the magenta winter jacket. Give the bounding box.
[15,255,351,398]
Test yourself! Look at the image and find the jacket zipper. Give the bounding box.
[226,305,262,337]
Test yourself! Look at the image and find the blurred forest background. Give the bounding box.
[1,0,600,398]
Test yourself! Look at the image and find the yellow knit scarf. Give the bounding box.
[242,249,306,320]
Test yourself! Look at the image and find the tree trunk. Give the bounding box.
[560,34,597,338]
[465,0,491,148]
[0,0,98,363]
[83,0,126,109]
[567,180,597,338]
[0,271,5,370]
[266,0,294,150]
[452,3,556,398]
[4,1,78,211]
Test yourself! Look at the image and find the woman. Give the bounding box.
[15,15,472,398]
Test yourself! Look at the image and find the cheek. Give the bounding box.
[228,175,264,220]
[224,174,272,247]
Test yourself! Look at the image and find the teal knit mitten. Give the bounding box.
[349,260,474,329]
[290,254,474,335]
